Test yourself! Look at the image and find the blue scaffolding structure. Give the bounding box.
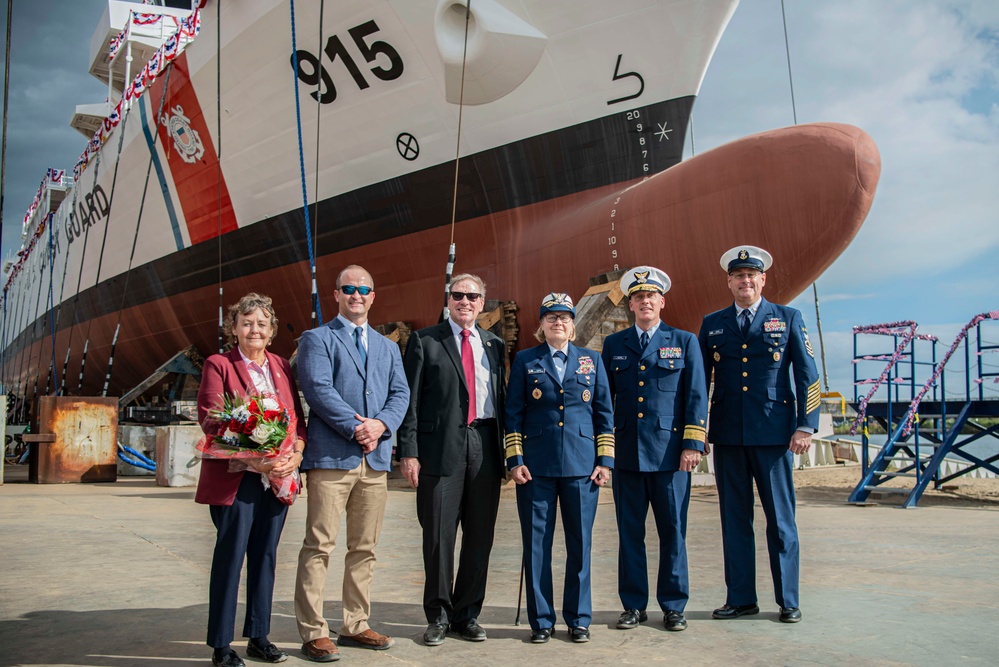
[848,313,999,508]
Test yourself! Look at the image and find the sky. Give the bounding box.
[1,0,998,399]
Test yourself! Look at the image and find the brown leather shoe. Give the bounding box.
[301,638,340,662]
[336,628,394,651]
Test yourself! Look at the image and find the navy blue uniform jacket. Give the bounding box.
[698,298,820,446]
[505,343,614,476]
[601,324,708,471]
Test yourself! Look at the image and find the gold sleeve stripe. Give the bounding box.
[505,444,524,458]
[683,426,707,442]
[805,380,821,413]
[596,434,615,444]
[596,444,615,458]
[505,433,523,446]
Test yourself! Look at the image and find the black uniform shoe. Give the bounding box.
[779,607,802,623]
[569,627,590,643]
[712,603,760,619]
[664,610,687,631]
[423,623,448,646]
[212,649,245,667]
[450,620,487,642]
[616,609,648,629]
[530,627,553,644]
[246,640,288,663]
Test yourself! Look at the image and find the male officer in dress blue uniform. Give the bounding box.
[698,246,820,624]
[601,267,708,632]
[505,292,615,644]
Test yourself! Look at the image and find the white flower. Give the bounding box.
[223,429,239,440]
[261,397,280,411]
[231,405,251,421]
[250,424,271,445]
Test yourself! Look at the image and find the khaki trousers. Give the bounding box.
[294,459,387,640]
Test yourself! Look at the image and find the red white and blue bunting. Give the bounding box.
[75,8,201,181]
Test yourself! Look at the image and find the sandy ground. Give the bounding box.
[790,463,999,508]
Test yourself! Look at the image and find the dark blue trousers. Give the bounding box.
[613,468,691,613]
[713,444,799,608]
[516,475,599,630]
[207,473,288,648]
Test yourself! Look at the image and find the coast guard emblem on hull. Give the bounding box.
[160,105,205,164]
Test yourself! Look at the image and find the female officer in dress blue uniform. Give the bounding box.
[505,292,615,644]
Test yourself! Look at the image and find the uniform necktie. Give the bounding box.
[740,309,752,336]
[640,331,650,349]
[461,329,477,423]
[553,350,567,382]
[354,326,367,367]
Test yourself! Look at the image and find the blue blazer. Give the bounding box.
[601,323,708,472]
[505,343,614,477]
[698,298,820,447]
[297,317,410,472]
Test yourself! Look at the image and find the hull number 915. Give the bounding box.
[292,20,404,104]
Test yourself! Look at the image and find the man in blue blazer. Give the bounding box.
[294,265,410,661]
[601,267,707,633]
[698,246,820,625]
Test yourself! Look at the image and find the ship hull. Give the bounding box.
[4,121,880,402]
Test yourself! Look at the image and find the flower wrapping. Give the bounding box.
[197,392,301,505]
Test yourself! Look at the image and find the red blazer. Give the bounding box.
[195,348,308,505]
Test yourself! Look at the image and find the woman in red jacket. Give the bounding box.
[196,293,307,667]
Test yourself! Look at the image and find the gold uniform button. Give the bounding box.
[638,381,645,387]
[638,397,644,403]
[640,365,646,371]
[673,427,677,432]
[742,357,748,363]
[743,386,748,391]
[559,405,564,411]
[742,371,748,377]
[559,389,564,394]
[742,344,748,349]
[558,421,563,427]
[638,413,644,419]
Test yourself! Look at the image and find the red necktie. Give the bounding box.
[461,329,477,424]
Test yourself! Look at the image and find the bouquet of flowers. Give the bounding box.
[197,392,301,505]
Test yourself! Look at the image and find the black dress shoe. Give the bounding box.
[569,627,590,643]
[712,603,760,619]
[779,607,802,623]
[664,610,687,631]
[212,650,245,667]
[530,627,552,644]
[246,641,288,663]
[616,609,648,629]
[450,620,487,642]
[423,623,448,646]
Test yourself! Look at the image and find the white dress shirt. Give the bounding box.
[448,318,495,419]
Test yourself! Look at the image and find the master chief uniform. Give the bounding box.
[504,293,615,635]
[601,267,707,626]
[698,246,820,616]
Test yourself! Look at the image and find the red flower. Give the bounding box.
[249,399,262,415]
[243,415,259,433]
[263,409,281,421]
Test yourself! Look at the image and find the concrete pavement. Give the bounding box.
[1,466,997,666]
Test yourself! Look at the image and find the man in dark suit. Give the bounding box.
[601,266,708,633]
[294,265,410,661]
[698,246,820,624]
[397,273,507,646]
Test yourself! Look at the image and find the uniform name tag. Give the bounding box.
[577,356,595,374]
[527,367,545,374]
[659,347,682,359]
[708,329,723,336]
[612,355,628,361]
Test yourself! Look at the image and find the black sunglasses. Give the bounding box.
[450,291,482,302]
[339,285,373,295]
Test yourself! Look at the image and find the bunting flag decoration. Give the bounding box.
[899,311,999,438]
[74,7,201,181]
[849,321,929,435]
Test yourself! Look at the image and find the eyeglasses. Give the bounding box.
[543,313,572,323]
[450,291,482,302]
[339,285,373,295]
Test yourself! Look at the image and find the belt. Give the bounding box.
[466,418,497,430]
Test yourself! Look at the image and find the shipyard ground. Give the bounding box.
[1,465,996,667]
